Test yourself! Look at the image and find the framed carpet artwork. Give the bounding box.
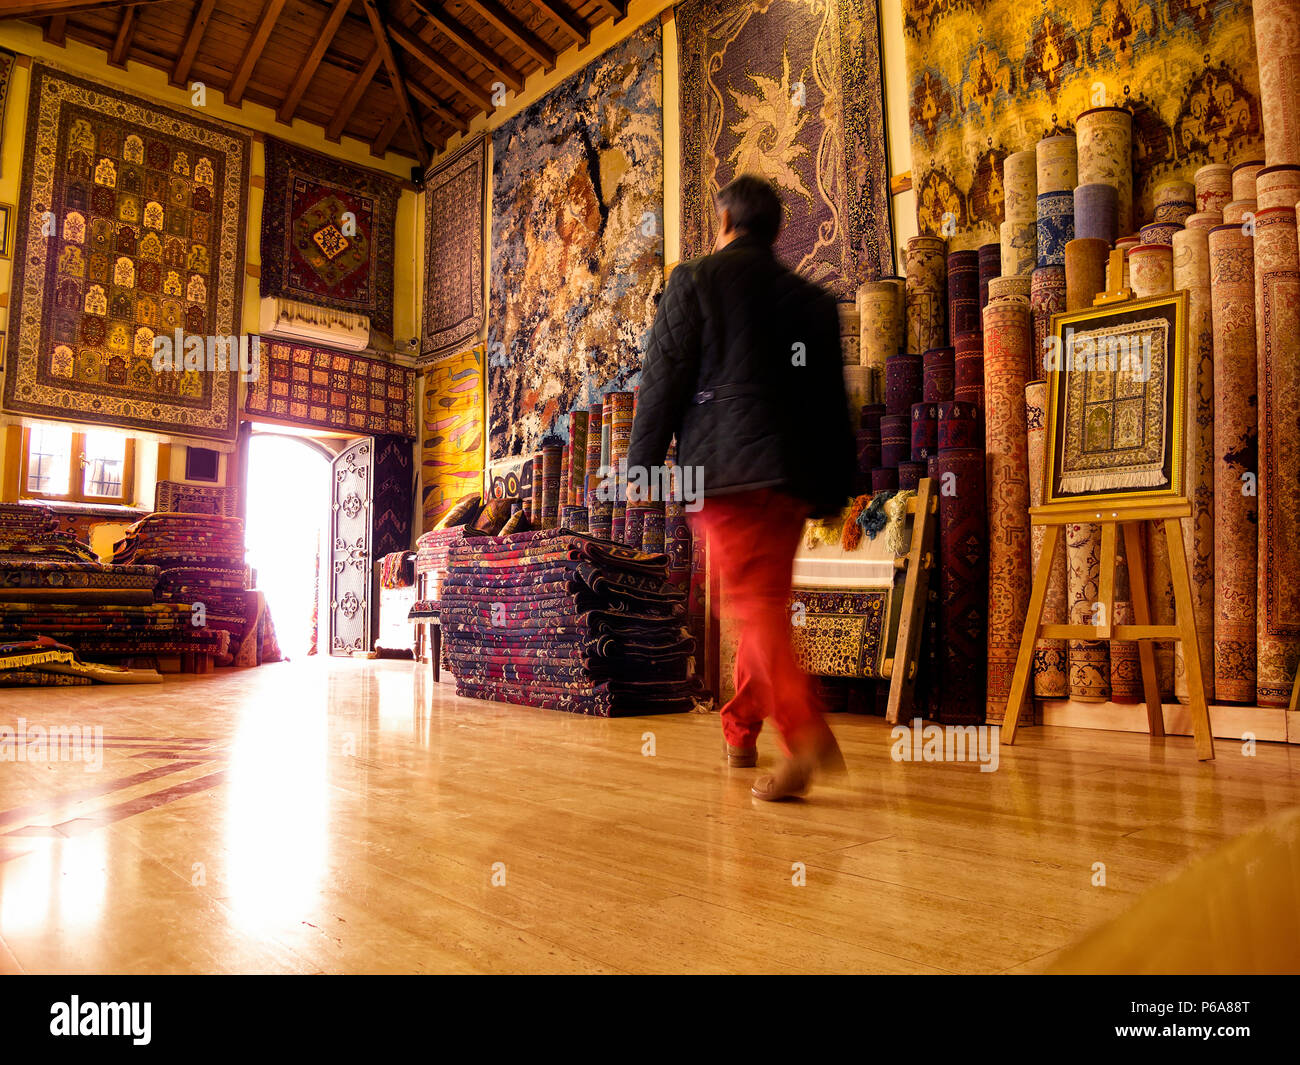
[260,137,400,340]
[4,64,251,445]
[1044,291,1188,510]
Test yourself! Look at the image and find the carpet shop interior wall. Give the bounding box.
[0,21,421,495]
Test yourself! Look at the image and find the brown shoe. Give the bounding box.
[751,730,844,801]
[725,743,757,768]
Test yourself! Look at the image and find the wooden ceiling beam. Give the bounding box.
[171,0,216,88]
[389,20,491,112]
[362,0,432,169]
[407,0,523,94]
[108,4,138,68]
[406,79,467,134]
[276,0,352,124]
[0,0,168,17]
[43,15,67,44]
[370,104,406,159]
[325,45,384,143]
[225,0,287,107]
[459,0,555,72]
[520,0,588,45]
[592,0,626,19]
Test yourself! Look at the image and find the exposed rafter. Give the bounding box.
[42,14,67,44]
[277,0,352,124]
[521,0,588,45]
[108,3,138,68]
[459,0,556,72]
[225,0,287,106]
[407,0,524,94]
[389,20,491,112]
[326,46,384,143]
[171,0,216,88]
[592,0,626,19]
[370,105,406,158]
[407,79,468,135]
[362,0,432,169]
[0,0,168,17]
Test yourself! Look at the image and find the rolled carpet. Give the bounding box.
[953,332,984,408]
[937,446,988,724]
[1208,223,1259,702]
[981,299,1033,722]
[905,236,947,355]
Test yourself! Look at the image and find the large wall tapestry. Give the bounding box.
[421,346,485,531]
[488,21,664,462]
[902,0,1263,250]
[421,136,486,363]
[4,64,250,444]
[260,137,399,338]
[678,0,895,293]
[245,337,416,438]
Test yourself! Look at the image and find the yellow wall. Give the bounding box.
[0,22,423,500]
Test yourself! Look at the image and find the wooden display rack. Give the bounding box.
[885,476,938,724]
[1001,497,1215,760]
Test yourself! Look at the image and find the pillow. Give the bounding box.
[469,498,513,536]
[498,507,530,536]
[436,493,481,530]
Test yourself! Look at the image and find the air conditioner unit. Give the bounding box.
[258,296,370,351]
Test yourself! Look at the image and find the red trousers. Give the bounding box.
[690,489,826,755]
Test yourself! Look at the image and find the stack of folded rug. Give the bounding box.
[0,636,163,686]
[441,529,698,716]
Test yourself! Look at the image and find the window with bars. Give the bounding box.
[21,426,136,506]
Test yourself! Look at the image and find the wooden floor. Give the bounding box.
[1,658,1298,974]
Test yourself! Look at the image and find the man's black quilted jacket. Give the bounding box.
[626,234,855,518]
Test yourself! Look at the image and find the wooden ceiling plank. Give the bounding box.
[407,0,523,93]
[108,4,138,68]
[362,0,431,169]
[171,0,217,87]
[225,0,288,107]
[0,0,168,17]
[459,0,554,71]
[326,45,384,142]
[406,79,467,134]
[276,0,352,124]
[43,15,67,44]
[389,20,491,112]
[520,0,588,44]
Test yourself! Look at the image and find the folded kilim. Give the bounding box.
[443,528,699,716]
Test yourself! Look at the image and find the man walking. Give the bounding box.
[627,175,855,800]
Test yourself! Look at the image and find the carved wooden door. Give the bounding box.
[329,438,373,655]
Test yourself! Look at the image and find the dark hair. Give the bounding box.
[716,175,783,245]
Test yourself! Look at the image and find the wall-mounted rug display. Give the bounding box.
[261,137,399,339]
[902,0,1263,250]
[488,22,663,461]
[421,135,486,363]
[0,49,14,178]
[4,64,250,444]
[420,346,485,532]
[245,338,415,438]
[678,0,894,293]
[154,480,237,518]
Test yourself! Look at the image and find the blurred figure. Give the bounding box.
[627,175,854,800]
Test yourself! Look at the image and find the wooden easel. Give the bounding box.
[885,476,938,724]
[1002,498,1214,761]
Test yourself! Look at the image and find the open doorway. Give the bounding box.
[245,433,332,660]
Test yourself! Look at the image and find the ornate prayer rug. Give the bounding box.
[245,337,415,438]
[678,0,894,291]
[421,136,486,363]
[260,137,399,338]
[421,346,485,532]
[373,435,413,560]
[901,0,1263,250]
[4,64,250,443]
[488,22,663,461]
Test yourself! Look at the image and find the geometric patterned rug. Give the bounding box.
[261,137,400,339]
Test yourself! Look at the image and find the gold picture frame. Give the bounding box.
[1042,290,1188,514]
[0,203,12,259]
